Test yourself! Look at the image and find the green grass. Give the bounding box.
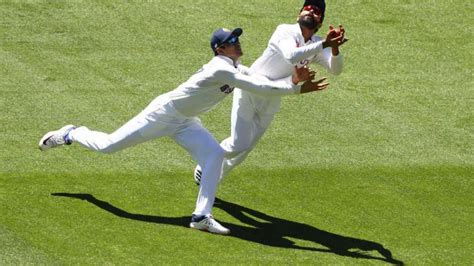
[1,0,473,264]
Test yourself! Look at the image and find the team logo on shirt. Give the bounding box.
[295,41,310,67]
[298,59,310,67]
[219,84,234,94]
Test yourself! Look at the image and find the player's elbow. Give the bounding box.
[331,68,343,76]
[329,57,344,75]
[329,66,343,76]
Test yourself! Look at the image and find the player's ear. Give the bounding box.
[216,46,225,56]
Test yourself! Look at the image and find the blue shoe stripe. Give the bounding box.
[64,127,76,145]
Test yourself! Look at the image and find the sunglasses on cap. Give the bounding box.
[303,5,322,15]
[218,36,239,48]
[220,36,239,46]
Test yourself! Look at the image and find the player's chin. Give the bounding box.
[235,49,243,57]
[298,17,319,30]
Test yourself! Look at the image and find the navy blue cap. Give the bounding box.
[302,0,326,22]
[210,28,243,55]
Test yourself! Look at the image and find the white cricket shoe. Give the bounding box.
[190,215,230,235]
[194,165,202,186]
[39,125,75,151]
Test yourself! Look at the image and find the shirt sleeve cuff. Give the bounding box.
[285,76,301,94]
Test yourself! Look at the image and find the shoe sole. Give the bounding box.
[38,131,57,151]
[189,222,230,235]
[38,125,75,151]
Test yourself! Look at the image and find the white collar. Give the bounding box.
[216,55,239,68]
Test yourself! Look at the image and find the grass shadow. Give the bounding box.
[51,193,403,265]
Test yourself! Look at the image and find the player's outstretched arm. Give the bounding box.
[275,37,325,65]
[216,69,301,96]
[313,25,347,75]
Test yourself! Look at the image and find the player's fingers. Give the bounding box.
[332,34,344,42]
[339,26,346,39]
[337,32,344,42]
[314,77,327,84]
[317,83,330,90]
[309,83,329,91]
[318,82,329,87]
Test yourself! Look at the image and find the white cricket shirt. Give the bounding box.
[250,23,344,80]
[164,55,301,117]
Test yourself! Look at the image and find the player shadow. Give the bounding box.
[51,193,403,265]
[51,193,190,227]
[213,198,404,265]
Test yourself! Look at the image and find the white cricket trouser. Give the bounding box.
[220,89,281,178]
[68,95,224,216]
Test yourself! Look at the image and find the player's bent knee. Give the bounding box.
[230,135,256,153]
[224,142,252,158]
